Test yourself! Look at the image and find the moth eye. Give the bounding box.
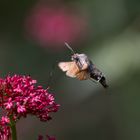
[72,56,79,62]
[75,57,79,61]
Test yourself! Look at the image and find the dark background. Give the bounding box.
[0,0,140,140]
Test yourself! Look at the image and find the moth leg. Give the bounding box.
[90,78,98,83]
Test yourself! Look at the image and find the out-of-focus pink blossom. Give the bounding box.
[24,3,88,49]
[38,135,56,140]
[46,135,56,140]
[38,135,43,140]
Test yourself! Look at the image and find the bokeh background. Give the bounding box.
[0,0,140,140]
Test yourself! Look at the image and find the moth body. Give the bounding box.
[58,43,108,88]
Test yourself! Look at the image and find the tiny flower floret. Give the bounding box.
[0,116,10,125]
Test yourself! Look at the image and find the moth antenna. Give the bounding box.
[64,42,76,54]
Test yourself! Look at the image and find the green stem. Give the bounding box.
[10,116,17,140]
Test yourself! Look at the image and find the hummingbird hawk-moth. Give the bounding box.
[58,43,108,88]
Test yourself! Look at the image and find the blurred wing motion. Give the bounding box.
[58,61,90,80]
[76,70,90,80]
[58,62,79,78]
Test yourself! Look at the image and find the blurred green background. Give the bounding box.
[0,0,140,140]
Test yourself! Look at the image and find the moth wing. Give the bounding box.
[58,62,80,78]
[76,70,90,80]
[58,62,72,72]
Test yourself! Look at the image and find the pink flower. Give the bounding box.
[0,116,11,140]
[0,74,59,139]
[24,3,88,49]
[0,75,59,121]
[0,116,10,125]
[17,105,26,113]
[4,98,13,109]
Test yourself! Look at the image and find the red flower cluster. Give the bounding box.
[0,75,59,139]
[0,116,11,140]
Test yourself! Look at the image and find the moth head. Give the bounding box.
[71,53,90,69]
[71,53,88,60]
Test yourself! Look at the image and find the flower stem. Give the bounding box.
[10,116,17,140]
